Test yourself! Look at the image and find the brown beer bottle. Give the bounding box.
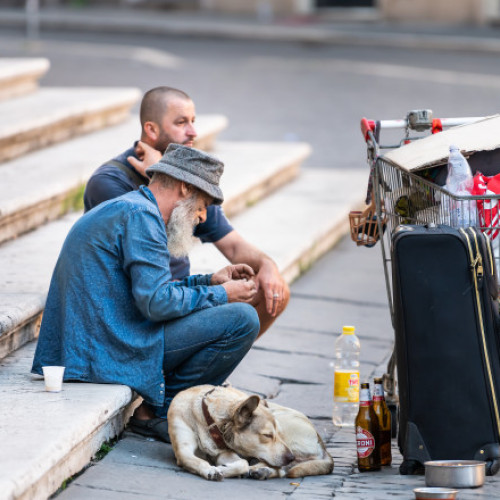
[372,377,392,466]
[355,382,381,472]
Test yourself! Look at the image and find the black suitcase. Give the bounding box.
[392,224,500,475]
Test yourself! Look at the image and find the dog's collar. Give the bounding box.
[201,388,229,450]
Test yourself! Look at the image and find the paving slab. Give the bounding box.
[0,57,49,100]
[0,86,141,163]
[58,460,297,500]
[271,382,333,420]
[274,295,392,356]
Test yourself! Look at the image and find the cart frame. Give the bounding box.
[355,110,500,403]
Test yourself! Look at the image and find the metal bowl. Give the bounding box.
[425,460,485,488]
[414,487,459,499]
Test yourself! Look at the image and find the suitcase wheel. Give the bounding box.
[399,460,425,475]
[486,458,500,476]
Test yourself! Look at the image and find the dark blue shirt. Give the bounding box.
[32,187,228,407]
[83,146,233,279]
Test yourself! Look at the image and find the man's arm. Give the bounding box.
[214,230,286,317]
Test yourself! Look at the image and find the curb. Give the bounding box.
[2,8,500,54]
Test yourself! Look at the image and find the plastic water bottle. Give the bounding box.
[332,325,361,427]
[445,145,477,227]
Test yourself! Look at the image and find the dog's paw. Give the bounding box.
[206,466,224,481]
[248,466,273,480]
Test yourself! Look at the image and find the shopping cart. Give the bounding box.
[351,110,500,409]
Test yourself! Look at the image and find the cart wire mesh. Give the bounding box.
[373,156,500,321]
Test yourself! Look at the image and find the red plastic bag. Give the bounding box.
[472,172,500,240]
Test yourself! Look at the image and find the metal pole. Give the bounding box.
[26,0,40,41]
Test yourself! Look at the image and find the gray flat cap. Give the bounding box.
[146,144,224,204]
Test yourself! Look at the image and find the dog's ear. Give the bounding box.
[234,395,260,429]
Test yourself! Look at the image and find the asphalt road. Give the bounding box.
[2,26,500,169]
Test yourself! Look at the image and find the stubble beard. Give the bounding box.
[165,195,199,258]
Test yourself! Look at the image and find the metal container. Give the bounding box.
[414,487,459,499]
[425,460,485,488]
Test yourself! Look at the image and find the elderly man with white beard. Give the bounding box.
[32,144,260,443]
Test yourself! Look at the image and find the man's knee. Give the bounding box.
[229,302,260,340]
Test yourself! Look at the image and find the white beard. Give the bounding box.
[165,196,199,258]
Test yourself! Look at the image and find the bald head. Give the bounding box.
[140,86,191,127]
[140,86,197,152]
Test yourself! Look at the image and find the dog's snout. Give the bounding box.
[283,450,295,465]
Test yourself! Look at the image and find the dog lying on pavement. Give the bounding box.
[167,384,334,481]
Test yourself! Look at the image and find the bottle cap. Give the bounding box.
[342,325,355,335]
[449,144,459,152]
[374,377,382,384]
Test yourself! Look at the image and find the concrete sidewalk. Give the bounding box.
[2,5,500,53]
[53,236,500,499]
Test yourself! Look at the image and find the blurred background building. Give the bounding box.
[6,0,500,25]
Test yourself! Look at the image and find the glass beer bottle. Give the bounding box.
[372,377,392,466]
[355,382,381,472]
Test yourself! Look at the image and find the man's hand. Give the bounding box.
[256,260,286,317]
[212,265,257,304]
[127,141,162,177]
[211,264,255,285]
[222,279,257,303]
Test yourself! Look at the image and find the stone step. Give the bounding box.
[0,342,138,500]
[0,167,366,500]
[0,113,230,245]
[0,86,141,163]
[0,139,308,359]
[0,57,50,101]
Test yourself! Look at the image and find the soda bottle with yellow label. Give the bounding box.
[332,325,360,427]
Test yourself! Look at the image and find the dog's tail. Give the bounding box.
[287,457,334,478]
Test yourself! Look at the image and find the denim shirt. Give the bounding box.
[83,146,234,279]
[32,186,227,407]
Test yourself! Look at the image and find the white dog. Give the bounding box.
[167,384,334,481]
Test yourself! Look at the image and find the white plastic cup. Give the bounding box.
[42,366,65,392]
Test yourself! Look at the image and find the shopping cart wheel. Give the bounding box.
[486,458,500,476]
[399,460,425,475]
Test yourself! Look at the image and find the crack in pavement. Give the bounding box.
[291,292,388,309]
[268,325,394,344]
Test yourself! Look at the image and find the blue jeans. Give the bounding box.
[152,302,259,418]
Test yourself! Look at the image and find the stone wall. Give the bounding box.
[378,0,493,24]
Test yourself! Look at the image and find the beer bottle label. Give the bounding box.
[373,383,384,402]
[356,426,376,458]
[334,369,359,402]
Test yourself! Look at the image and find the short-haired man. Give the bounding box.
[83,86,289,337]
[33,145,260,443]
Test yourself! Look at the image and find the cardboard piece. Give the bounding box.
[383,115,500,172]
